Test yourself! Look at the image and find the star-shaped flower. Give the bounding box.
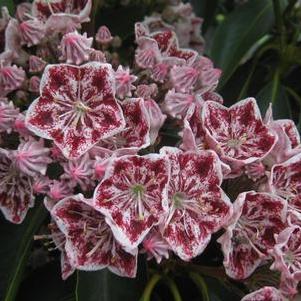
[218,191,287,280]
[160,147,232,261]
[202,98,277,167]
[51,194,137,277]
[93,154,170,249]
[26,62,125,159]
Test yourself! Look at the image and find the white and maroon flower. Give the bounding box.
[218,191,287,280]
[96,25,113,45]
[114,66,137,99]
[142,228,170,263]
[241,287,285,301]
[144,99,166,145]
[25,62,125,159]
[93,154,170,249]
[51,194,138,277]
[19,18,46,47]
[0,100,19,133]
[61,153,94,190]
[269,153,301,217]
[100,98,150,153]
[270,225,301,282]
[0,149,34,224]
[202,98,277,167]
[60,31,93,65]
[160,147,232,261]
[29,55,47,73]
[12,138,51,177]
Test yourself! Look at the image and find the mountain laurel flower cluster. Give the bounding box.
[1,0,301,300]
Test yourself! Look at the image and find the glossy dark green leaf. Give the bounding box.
[210,0,274,88]
[256,81,291,119]
[0,202,47,301]
[76,259,147,301]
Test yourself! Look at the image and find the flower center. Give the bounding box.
[75,101,90,112]
[226,133,247,149]
[131,184,145,197]
[285,250,295,263]
[172,192,186,209]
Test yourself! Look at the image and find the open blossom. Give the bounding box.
[0,100,19,133]
[26,62,125,159]
[60,31,93,65]
[93,154,170,249]
[0,149,34,224]
[114,66,137,99]
[202,98,277,168]
[218,191,287,280]
[241,287,285,301]
[160,147,232,261]
[12,138,52,177]
[51,194,138,277]
[142,228,170,263]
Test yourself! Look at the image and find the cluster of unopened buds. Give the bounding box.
[0,0,300,300]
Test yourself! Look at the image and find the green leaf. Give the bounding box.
[210,0,275,88]
[1,0,15,14]
[256,78,291,119]
[76,260,147,301]
[0,202,47,301]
